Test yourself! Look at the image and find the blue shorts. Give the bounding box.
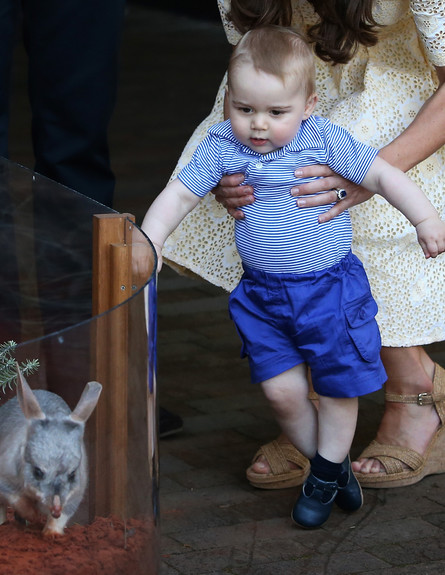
[228,251,387,398]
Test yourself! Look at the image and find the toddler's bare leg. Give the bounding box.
[317,395,358,463]
[261,364,318,460]
[292,395,362,529]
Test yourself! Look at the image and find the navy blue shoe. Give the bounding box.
[291,473,338,529]
[335,455,363,512]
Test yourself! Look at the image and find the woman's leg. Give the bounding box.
[352,345,439,474]
[261,364,318,460]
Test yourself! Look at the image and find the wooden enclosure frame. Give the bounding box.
[90,213,154,519]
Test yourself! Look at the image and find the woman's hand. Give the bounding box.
[211,173,254,220]
[211,166,374,222]
[291,165,373,223]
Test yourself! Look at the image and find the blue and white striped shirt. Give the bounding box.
[178,116,378,273]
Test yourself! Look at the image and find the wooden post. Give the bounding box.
[91,213,134,518]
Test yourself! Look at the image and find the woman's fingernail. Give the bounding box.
[295,170,303,176]
[297,198,306,207]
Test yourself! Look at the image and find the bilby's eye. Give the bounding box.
[68,471,76,483]
[33,467,45,480]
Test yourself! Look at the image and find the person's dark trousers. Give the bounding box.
[0,0,19,158]
[0,0,126,208]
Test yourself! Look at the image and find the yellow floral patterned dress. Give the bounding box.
[163,0,445,347]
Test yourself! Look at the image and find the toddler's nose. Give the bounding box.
[251,114,267,131]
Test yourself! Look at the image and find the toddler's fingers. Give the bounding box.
[418,237,431,259]
[425,240,439,259]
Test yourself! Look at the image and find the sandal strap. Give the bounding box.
[433,364,445,425]
[360,440,424,474]
[385,364,445,425]
[258,441,307,476]
[385,392,445,405]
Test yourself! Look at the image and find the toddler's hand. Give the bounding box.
[155,250,163,273]
[416,217,445,258]
[131,241,159,279]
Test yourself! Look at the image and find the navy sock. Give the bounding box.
[310,452,343,482]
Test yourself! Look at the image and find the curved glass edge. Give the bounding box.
[0,158,160,573]
[14,218,158,351]
[0,152,157,348]
[7,285,160,573]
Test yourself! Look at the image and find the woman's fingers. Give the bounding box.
[316,196,357,222]
[295,188,340,207]
[290,164,374,222]
[292,164,337,193]
[209,164,377,223]
[214,184,254,207]
[212,173,253,216]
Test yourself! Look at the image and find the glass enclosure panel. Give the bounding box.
[0,158,159,575]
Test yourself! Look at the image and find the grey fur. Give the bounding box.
[0,365,102,535]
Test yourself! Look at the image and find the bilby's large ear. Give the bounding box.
[70,381,102,423]
[16,363,45,421]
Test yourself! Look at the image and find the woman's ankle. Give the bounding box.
[380,346,435,395]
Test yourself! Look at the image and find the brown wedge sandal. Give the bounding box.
[355,363,445,489]
[246,440,310,489]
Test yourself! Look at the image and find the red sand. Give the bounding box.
[0,511,158,575]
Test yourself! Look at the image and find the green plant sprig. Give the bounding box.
[0,341,40,392]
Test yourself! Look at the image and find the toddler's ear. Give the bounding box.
[223,86,230,120]
[303,92,318,119]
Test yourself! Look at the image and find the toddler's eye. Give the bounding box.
[270,109,284,116]
[238,106,252,114]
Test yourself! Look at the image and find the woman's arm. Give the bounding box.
[379,66,445,170]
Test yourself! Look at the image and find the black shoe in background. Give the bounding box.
[160,407,183,438]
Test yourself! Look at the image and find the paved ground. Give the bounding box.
[156,264,445,575]
[9,3,445,574]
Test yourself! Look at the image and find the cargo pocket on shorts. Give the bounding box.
[344,295,381,363]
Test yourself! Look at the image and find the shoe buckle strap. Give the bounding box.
[305,475,338,503]
[385,392,445,406]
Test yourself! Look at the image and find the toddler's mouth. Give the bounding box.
[250,138,268,146]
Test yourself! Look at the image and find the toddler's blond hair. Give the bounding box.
[228,26,316,98]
